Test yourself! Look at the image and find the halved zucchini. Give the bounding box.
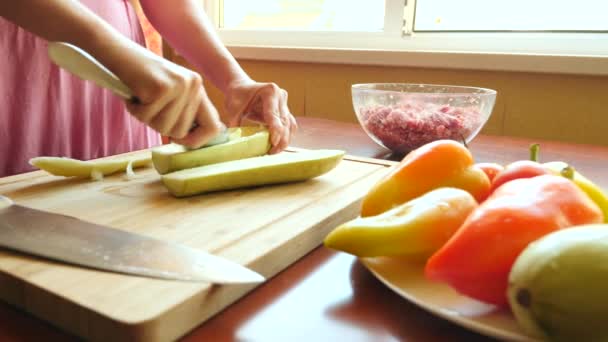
[162,149,345,197]
[151,127,271,175]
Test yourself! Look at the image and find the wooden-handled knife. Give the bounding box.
[0,195,264,284]
[46,41,229,147]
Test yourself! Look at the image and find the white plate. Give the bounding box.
[360,257,541,342]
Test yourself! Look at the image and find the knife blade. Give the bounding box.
[46,41,229,147]
[0,195,264,284]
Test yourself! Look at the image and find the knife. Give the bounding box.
[0,195,264,284]
[46,41,229,147]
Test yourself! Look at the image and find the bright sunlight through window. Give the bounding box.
[212,0,608,75]
[415,0,608,31]
[220,0,608,33]
[221,0,385,32]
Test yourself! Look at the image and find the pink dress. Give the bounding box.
[0,0,162,177]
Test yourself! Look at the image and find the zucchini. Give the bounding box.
[162,149,345,197]
[29,155,151,178]
[151,127,271,175]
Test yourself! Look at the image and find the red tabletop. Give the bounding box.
[1,117,607,341]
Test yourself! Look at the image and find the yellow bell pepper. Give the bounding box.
[360,139,490,217]
[544,161,608,223]
[324,187,478,258]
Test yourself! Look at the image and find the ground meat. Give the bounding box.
[360,101,481,153]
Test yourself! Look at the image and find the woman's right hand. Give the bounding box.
[100,41,224,149]
[1,0,225,149]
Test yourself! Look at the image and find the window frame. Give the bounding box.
[203,0,608,76]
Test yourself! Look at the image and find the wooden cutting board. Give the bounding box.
[0,148,396,342]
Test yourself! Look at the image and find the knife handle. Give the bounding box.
[47,42,140,104]
[47,42,208,129]
[0,195,13,210]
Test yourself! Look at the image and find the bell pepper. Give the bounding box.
[425,174,604,307]
[360,140,490,217]
[489,144,550,192]
[475,162,504,182]
[544,161,608,223]
[324,187,478,258]
[491,143,608,222]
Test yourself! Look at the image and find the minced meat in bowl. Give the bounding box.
[352,83,497,154]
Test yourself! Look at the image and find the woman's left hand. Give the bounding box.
[224,79,297,154]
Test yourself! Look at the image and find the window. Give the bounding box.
[221,0,385,32]
[205,0,608,75]
[215,0,608,33]
[414,0,608,32]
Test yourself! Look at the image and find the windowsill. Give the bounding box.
[226,45,608,76]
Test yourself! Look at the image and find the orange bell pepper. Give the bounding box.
[425,174,604,307]
[361,140,490,217]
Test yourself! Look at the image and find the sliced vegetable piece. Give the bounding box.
[29,155,151,178]
[151,127,271,175]
[162,149,345,197]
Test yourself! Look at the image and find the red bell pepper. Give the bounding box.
[425,174,604,306]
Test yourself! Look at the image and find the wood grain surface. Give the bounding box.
[0,147,395,341]
[0,117,606,342]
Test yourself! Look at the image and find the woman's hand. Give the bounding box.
[138,0,296,152]
[1,0,226,149]
[106,46,225,149]
[224,79,297,154]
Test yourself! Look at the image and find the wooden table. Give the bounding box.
[1,117,607,341]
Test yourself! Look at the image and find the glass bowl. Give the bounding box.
[352,83,497,154]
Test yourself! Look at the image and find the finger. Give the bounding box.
[173,97,223,149]
[173,115,221,149]
[289,115,299,135]
[280,90,298,137]
[270,95,291,154]
[239,111,266,127]
[259,85,285,148]
[125,91,173,125]
[170,81,201,139]
[271,90,295,153]
[125,77,175,125]
[281,89,299,136]
[148,92,188,136]
[138,99,178,136]
[229,89,262,127]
